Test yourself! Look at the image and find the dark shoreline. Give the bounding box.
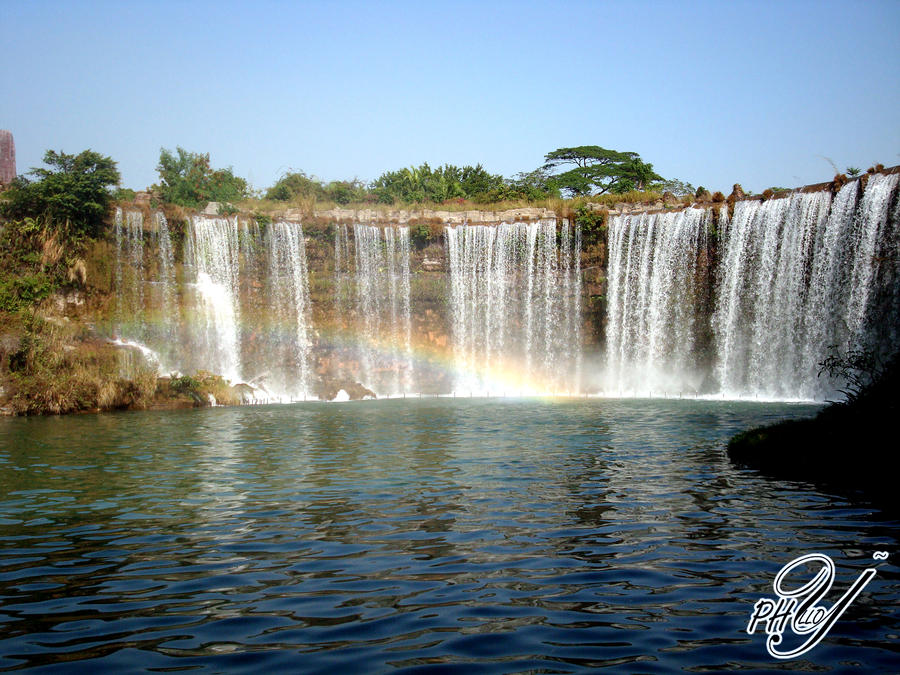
[727,362,899,514]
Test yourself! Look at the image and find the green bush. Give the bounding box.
[372,163,506,204]
[0,149,120,239]
[265,171,326,201]
[0,274,53,312]
[574,204,607,246]
[155,147,249,208]
[410,224,432,249]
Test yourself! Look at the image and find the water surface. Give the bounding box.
[0,399,897,672]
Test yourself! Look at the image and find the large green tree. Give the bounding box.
[155,147,249,208]
[542,145,662,196]
[0,149,120,238]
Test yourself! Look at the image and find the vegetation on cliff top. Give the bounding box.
[1,149,120,239]
[155,147,250,208]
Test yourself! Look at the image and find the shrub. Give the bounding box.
[265,171,326,201]
[574,204,606,246]
[0,149,120,239]
[155,147,249,208]
[410,224,432,249]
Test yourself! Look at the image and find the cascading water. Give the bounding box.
[353,224,413,396]
[112,208,179,374]
[264,221,314,399]
[103,173,897,405]
[185,215,242,383]
[114,208,145,338]
[445,219,582,395]
[147,212,179,370]
[605,207,714,395]
[713,174,899,399]
[606,174,899,400]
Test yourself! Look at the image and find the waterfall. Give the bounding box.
[605,175,899,400]
[445,219,582,395]
[605,207,712,395]
[334,223,353,318]
[112,208,178,375]
[265,221,314,398]
[114,208,145,337]
[713,173,899,399]
[185,215,242,383]
[148,212,179,370]
[353,224,414,396]
[101,173,896,404]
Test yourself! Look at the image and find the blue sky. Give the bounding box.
[2,0,898,194]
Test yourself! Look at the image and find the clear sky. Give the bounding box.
[2,0,898,194]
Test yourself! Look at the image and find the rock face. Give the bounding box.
[0,130,15,185]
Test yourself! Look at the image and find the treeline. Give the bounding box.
[151,145,699,208]
[1,144,700,218]
[264,146,697,206]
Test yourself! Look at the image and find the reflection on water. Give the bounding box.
[0,399,897,671]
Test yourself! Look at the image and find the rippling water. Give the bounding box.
[0,399,898,672]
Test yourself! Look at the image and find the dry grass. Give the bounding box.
[4,316,160,414]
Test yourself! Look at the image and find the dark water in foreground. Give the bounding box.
[0,399,897,672]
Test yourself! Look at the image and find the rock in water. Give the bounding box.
[0,130,15,185]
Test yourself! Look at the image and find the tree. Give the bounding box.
[265,171,326,201]
[0,149,120,238]
[652,178,696,197]
[503,168,560,200]
[542,145,661,197]
[155,147,249,208]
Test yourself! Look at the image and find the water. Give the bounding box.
[605,175,900,400]
[265,221,314,399]
[353,225,414,396]
[109,176,898,402]
[1,400,897,672]
[605,207,713,395]
[445,220,582,395]
[185,215,243,383]
[113,209,179,376]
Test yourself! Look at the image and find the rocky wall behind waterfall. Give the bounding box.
[108,171,899,402]
[605,173,900,400]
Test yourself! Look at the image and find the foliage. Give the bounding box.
[410,224,433,249]
[846,167,861,177]
[652,178,696,197]
[372,163,506,204]
[818,345,886,404]
[0,149,120,238]
[155,147,249,208]
[542,146,662,197]
[323,179,368,205]
[0,274,53,313]
[0,217,69,312]
[6,316,157,414]
[573,204,606,246]
[501,168,561,200]
[170,373,202,395]
[166,371,239,405]
[113,187,137,202]
[266,171,327,201]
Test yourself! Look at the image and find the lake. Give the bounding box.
[1,399,897,671]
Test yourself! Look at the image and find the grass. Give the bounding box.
[3,315,158,414]
[229,190,666,222]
